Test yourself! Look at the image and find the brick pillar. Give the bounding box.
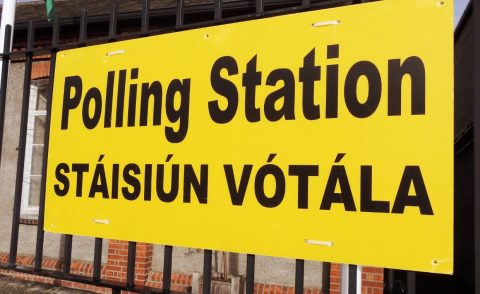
[134,243,153,286]
[104,240,153,286]
[330,263,341,294]
[329,264,384,294]
[361,267,384,294]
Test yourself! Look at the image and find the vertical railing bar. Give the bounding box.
[0,24,12,169]
[474,1,480,294]
[26,22,35,52]
[141,0,150,32]
[79,9,88,44]
[384,269,394,294]
[322,262,331,294]
[246,254,255,294]
[35,16,59,271]
[51,17,59,48]
[407,271,416,294]
[108,3,118,41]
[63,10,84,276]
[203,250,212,294]
[63,234,73,274]
[256,0,264,16]
[348,265,357,294]
[302,0,310,8]
[8,22,34,268]
[176,0,184,28]
[294,259,304,294]
[163,245,173,292]
[126,241,136,289]
[214,0,222,21]
[92,238,102,282]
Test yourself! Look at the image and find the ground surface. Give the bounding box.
[0,275,94,293]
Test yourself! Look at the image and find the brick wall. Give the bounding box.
[330,264,342,294]
[146,271,192,292]
[0,248,345,293]
[103,240,153,285]
[0,252,110,293]
[0,247,384,294]
[361,267,384,294]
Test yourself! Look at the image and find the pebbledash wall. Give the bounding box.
[0,1,385,293]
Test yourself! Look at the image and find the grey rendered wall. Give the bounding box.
[0,62,107,263]
[152,245,323,288]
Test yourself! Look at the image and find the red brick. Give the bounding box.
[107,265,122,272]
[331,264,341,270]
[135,268,147,273]
[362,281,383,288]
[135,256,151,263]
[136,251,151,258]
[117,249,129,255]
[371,274,383,282]
[109,243,127,249]
[363,267,383,274]
[330,277,340,284]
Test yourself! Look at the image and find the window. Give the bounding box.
[21,79,49,218]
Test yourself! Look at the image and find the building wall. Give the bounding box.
[0,62,24,253]
[0,62,107,263]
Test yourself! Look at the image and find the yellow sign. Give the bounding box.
[45,0,453,274]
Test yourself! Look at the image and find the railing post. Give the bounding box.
[126,241,137,289]
[8,22,33,268]
[163,245,173,292]
[92,238,103,282]
[0,24,12,168]
[246,254,255,294]
[203,250,212,294]
[35,16,59,271]
[295,259,304,294]
[474,1,480,294]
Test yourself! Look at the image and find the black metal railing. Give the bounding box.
[0,1,387,293]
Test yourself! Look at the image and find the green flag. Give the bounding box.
[44,0,55,21]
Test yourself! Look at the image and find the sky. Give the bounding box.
[1,0,474,28]
[455,0,470,26]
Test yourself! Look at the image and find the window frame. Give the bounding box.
[21,78,49,219]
